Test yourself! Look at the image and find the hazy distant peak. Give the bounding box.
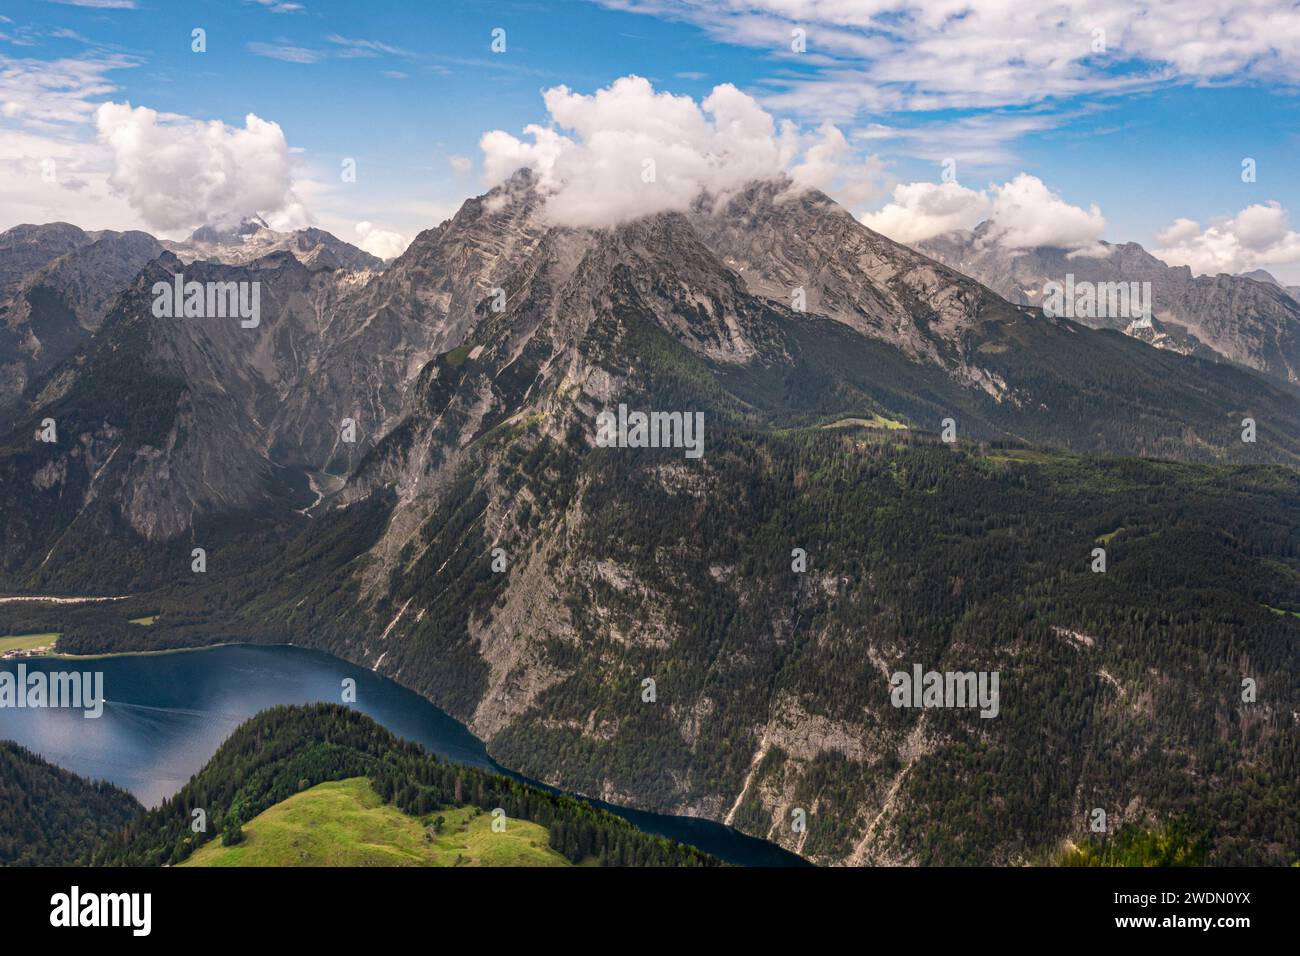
[1241,268,1281,286]
[186,215,272,245]
[164,219,381,272]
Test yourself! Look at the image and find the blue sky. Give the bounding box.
[4,0,1300,279]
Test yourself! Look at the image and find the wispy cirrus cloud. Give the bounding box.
[0,52,137,126]
[247,34,416,65]
[326,34,414,59]
[597,0,1300,117]
[247,0,305,13]
[46,0,138,9]
[246,41,323,64]
[852,109,1080,172]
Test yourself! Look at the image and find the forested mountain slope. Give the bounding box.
[0,741,143,866]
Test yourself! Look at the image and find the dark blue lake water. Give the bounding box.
[0,643,806,866]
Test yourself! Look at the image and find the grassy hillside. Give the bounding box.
[183,777,569,867]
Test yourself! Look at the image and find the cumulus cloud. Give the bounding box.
[982,174,1106,254]
[479,75,885,228]
[860,181,990,245]
[861,173,1105,252]
[95,102,299,232]
[1153,201,1300,276]
[354,221,408,259]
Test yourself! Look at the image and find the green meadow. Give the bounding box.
[0,633,60,653]
[182,777,570,867]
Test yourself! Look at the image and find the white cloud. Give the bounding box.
[1153,201,1300,276]
[447,154,472,176]
[479,75,884,228]
[354,221,408,259]
[861,173,1105,252]
[480,124,571,189]
[860,181,990,245]
[603,1,1300,116]
[1153,218,1201,246]
[787,122,846,193]
[95,102,299,232]
[982,174,1106,253]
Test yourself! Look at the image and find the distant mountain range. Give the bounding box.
[1,174,1296,865]
[918,223,1300,385]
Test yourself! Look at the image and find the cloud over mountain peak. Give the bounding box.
[479,75,874,228]
[95,102,302,232]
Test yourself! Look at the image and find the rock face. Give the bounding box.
[690,182,1000,373]
[918,224,1300,384]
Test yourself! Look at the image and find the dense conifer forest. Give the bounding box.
[0,742,142,866]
